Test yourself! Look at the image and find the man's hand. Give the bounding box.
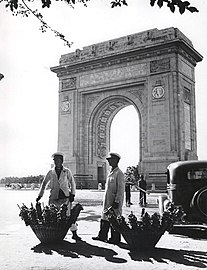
[69,193,75,202]
[112,202,119,209]
[36,196,42,202]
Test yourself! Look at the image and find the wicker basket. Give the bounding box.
[104,207,167,250]
[30,223,71,244]
[121,229,164,250]
[28,203,83,244]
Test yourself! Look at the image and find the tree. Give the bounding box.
[1,0,199,46]
[125,165,140,185]
[111,0,198,15]
[1,175,44,185]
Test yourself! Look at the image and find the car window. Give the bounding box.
[166,170,170,184]
[187,169,207,180]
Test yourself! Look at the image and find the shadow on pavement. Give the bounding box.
[170,230,207,241]
[75,199,102,207]
[31,240,127,264]
[77,209,101,222]
[129,247,207,268]
[31,240,207,268]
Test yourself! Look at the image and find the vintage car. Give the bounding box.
[165,160,207,237]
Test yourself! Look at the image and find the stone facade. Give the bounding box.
[51,27,203,189]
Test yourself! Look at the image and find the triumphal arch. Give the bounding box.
[51,27,202,189]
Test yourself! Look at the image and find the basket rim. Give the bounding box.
[30,223,70,228]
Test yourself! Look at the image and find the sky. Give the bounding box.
[0,0,207,178]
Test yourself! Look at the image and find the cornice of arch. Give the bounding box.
[51,41,202,78]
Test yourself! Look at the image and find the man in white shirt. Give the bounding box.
[36,152,81,241]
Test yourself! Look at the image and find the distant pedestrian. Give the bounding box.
[92,152,125,244]
[125,179,133,207]
[138,174,147,206]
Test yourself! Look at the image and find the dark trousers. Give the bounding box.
[98,219,110,240]
[140,191,146,205]
[125,186,131,204]
[98,219,121,242]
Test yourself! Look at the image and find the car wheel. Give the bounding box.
[190,186,207,217]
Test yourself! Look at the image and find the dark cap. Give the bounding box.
[51,152,64,159]
[106,152,121,160]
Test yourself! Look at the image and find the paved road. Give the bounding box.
[0,188,207,270]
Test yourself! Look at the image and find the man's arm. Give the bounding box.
[114,171,125,204]
[68,169,76,195]
[37,171,51,200]
[68,169,76,202]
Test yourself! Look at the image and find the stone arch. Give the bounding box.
[88,94,143,165]
[51,27,202,189]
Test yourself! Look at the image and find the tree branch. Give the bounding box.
[1,0,199,48]
[23,0,73,46]
[5,0,73,47]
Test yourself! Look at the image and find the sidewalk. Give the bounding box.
[0,189,207,270]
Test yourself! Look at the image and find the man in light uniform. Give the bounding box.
[92,152,125,244]
[36,152,81,241]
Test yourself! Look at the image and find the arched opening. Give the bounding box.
[110,105,140,174]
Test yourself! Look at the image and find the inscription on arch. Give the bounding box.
[80,63,147,88]
[150,58,170,73]
[97,100,128,158]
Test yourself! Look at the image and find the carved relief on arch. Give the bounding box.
[184,87,191,104]
[86,95,101,115]
[96,100,128,158]
[150,58,170,73]
[128,84,145,103]
[61,77,77,90]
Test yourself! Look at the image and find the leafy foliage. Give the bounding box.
[1,175,44,185]
[149,0,199,14]
[105,202,185,233]
[112,0,199,14]
[18,202,69,226]
[18,201,83,226]
[111,0,128,8]
[2,0,75,46]
[125,165,139,185]
[1,0,199,46]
